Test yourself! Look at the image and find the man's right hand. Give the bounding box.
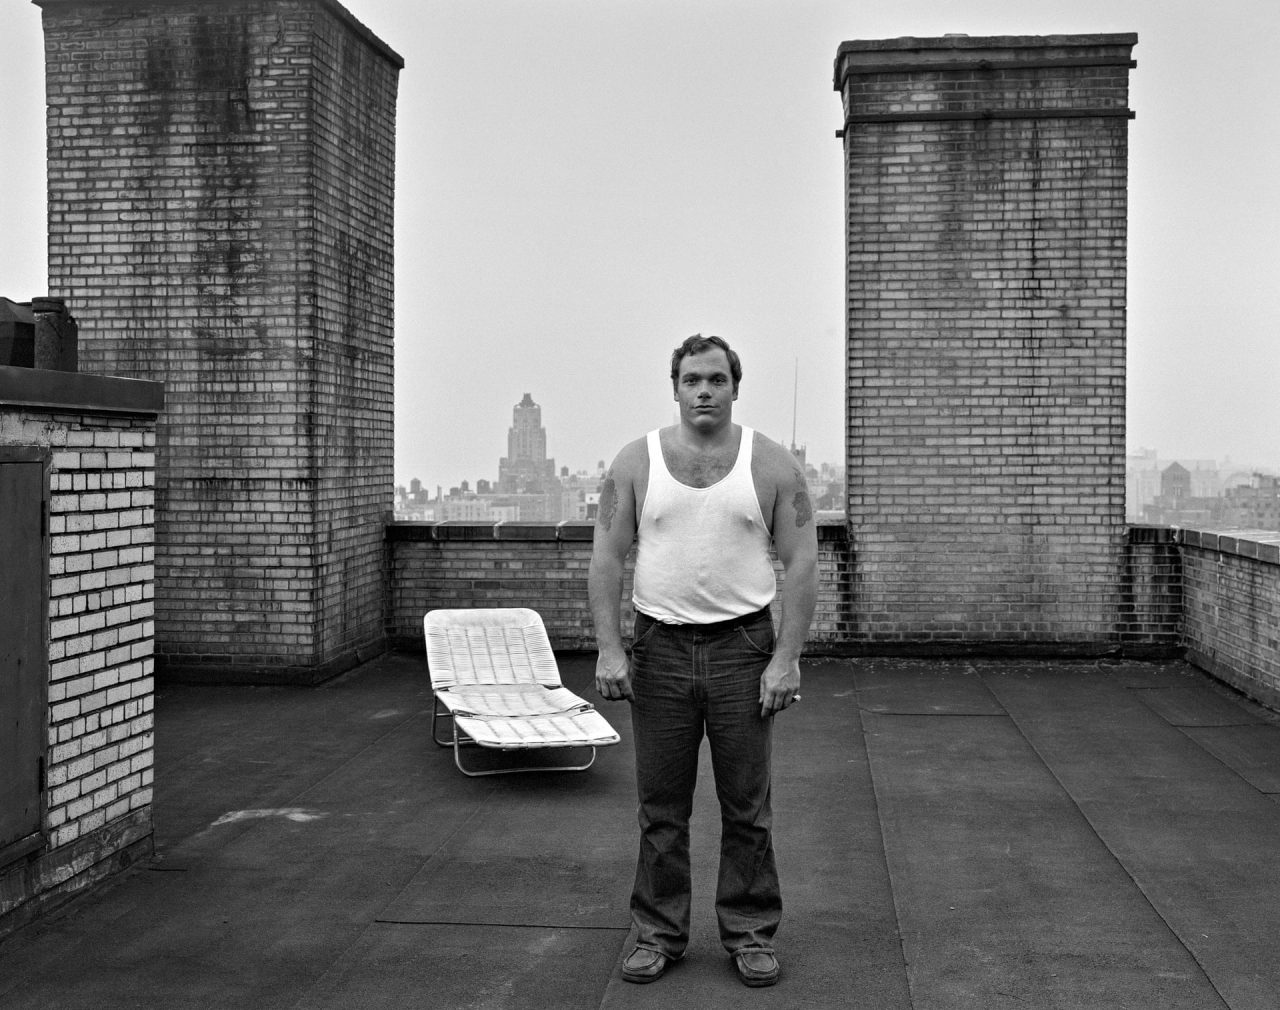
[595,650,634,703]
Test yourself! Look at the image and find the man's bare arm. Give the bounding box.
[773,465,818,656]
[758,445,819,716]
[588,440,643,701]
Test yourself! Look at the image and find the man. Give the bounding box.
[588,334,818,988]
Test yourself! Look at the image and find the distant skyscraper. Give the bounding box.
[498,393,558,493]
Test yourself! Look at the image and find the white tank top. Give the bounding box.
[632,426,776,624]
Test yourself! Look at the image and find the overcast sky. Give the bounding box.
[2,0,1276,490]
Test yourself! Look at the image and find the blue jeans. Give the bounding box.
[628,607,781,957]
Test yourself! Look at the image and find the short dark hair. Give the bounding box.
[670,334,742,392]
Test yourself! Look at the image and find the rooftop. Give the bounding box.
[2,650,1279,1009]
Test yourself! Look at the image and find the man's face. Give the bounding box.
[674,347,737,430]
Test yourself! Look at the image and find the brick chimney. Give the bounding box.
[38,0,403,681]
[834,34,1138,647]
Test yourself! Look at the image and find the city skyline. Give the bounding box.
[398,389,846,496]
[401,446,1269,507]
[400,434,1280,533]
[398,383,1272,497]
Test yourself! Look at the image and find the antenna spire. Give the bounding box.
[791,357,798,450]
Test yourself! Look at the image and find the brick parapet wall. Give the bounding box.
[836,34,1136,645]
[38,0,400,681]
[386,521,1174,656]
[1176,528,1280,710]
[387,520,854,652]
[1,388,159,933]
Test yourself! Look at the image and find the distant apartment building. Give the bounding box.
[1142,461,1226,527]
[1127,452,1278,528]
[439,496,490,522]
[394,478,436,520]
[1127,451,1222,520]
[559,464,607,521]
[1126,449,1162,521]
[1185,463,1224,498]
[1224,474,1280,530]
[1163,462,1192,502]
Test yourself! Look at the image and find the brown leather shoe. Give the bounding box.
[621,946,668,984]
[733,949,779,987]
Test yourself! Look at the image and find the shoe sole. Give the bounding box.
[621,970,664,984]
[621,955,667,984]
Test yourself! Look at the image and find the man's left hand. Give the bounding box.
[759,656,801,718]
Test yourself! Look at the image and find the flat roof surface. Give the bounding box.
[3,651,1279,1008]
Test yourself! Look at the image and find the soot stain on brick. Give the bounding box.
[141,15,266,369]
[195,322,268,362]
[144,14,254,136]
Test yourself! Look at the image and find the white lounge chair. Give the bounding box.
[423,608,620,776]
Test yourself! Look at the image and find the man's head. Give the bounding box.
[669,334,742,394]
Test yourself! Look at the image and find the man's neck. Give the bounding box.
[675,418,738,452]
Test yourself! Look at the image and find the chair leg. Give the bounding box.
[431,696,454,748]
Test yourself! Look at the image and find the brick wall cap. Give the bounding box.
[834,32,1137,88]
[388,517,848,544]
[1127,524,1177,545]
[34,0,405,69]
[837,32,1138,55]
[1174,526,1280,566]
[494,522,558,541]
[431,521,498,541]
[0,365,163,417]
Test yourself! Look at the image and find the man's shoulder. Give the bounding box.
[608,434,653,483]
[616,433,650,464]
[750,430,804,484]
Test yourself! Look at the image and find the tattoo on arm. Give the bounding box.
[791,472,813,528]
[599,474,618,532]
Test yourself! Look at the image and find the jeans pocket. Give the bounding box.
[629,613,660,653]
[735,619,775,656]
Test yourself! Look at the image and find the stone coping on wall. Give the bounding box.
[386,518,851,543]
[32,0,405,69]
[836,32,1138,56]
[390,521,1194,552]
[1125,524,1177,544]
[390,520,1214,552]
[0,365,163,417]
[1174,527,1280,565]
[834,33,1139,90]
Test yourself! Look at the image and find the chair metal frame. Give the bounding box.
[429,696,599,776]
[423,608,620,777]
